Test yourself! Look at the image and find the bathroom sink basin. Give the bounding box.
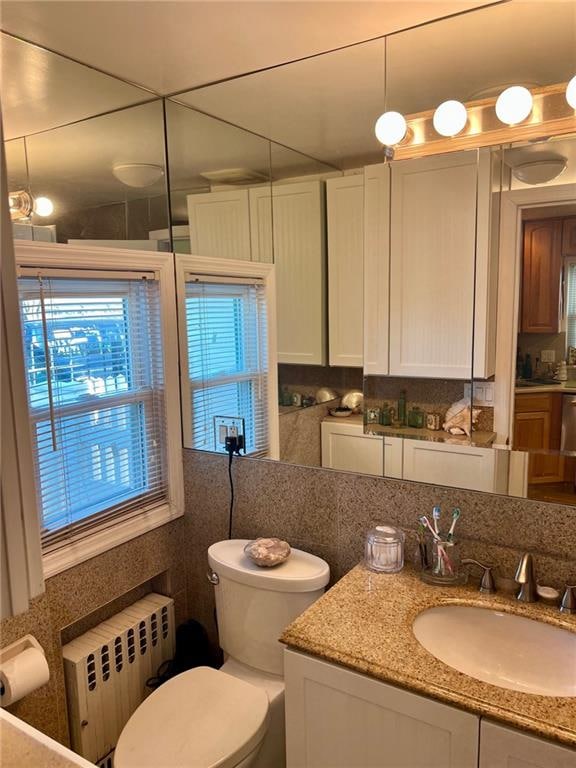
[413,605,576,696]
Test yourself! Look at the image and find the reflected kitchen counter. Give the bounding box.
[323,413,497,449]
[515,383,576,394]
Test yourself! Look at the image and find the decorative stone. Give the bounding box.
[244,537,291,567]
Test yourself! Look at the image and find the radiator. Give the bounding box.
[63,593,175,765]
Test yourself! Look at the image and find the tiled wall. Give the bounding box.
[2,448,576,749]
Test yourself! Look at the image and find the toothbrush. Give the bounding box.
[447,508,461,542]
[419,515,440,541]
[432,506,441,536]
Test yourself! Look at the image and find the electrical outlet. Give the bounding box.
[464,382,495,406]
[213,416,245,452]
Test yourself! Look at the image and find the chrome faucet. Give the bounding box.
[515,553,537,603]
[560,585,576,614]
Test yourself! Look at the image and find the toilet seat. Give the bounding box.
[114,667,269,768]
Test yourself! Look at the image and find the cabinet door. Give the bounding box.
[402,439,498,492]
[327,176,364,367]
[285,649,479,768]
[321,421,383,475]
[186,190,251,260]
[389,151,479,379]
[248,187,273,263]
[480,721,576,768]
[521,219,562,333]
[562,217,576,257]
[514,393,564,483]
[272,181,326,365]
[363,163,390,375]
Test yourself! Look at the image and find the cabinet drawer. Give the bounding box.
[515,392,561,413]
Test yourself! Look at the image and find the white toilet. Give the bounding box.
[114,539,330,768]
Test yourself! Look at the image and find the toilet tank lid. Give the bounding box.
[208,540,330,592]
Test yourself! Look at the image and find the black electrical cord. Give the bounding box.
[227,449,234,540]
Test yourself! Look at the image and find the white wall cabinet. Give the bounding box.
[364,150,498,380]
[187,182,326,365]
[285,649,480,768]
[187,189,252,261]
[326,175,364,367]
[479,721,576,768]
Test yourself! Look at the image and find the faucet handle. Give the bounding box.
[560,585,576,614]
[462,559,496,594]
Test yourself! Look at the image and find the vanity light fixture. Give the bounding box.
[432,100,468,137]
[495,86,533,125]
[9,190,54,220]
[375,111,408,148]
[567,75,576,109]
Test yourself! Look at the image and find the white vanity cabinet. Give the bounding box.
[285,649,480,768]
[326,175,364,367]
[479,721,576,768]
[321,420,402,478]
[363,149,498,379]
[402,439,508,494]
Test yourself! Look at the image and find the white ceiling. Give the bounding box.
[0,0,500,95]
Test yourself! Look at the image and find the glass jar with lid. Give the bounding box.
[365,525,405,573]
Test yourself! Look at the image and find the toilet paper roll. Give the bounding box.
[0,647,50,706]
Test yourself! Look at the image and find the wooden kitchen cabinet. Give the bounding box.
[514,392,564,483]
[521,219,563,333]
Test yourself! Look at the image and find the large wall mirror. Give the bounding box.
[3,2,576,506]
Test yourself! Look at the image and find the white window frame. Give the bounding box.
[175,253,279,460]
[15,241,184,578]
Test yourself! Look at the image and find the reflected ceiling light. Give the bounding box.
[432,100,468,137]
[8,191,54,220]
[375,111,407,147]
[511,158,568,185]
[112,163,165,188]
[567,75,576,109]
[495,86,533,125]
[34,196,54,217]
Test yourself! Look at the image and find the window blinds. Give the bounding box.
[566,261,576,350]
[185,277,270,455]
[18,270,167,543]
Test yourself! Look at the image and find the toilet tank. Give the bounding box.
[208,540,330,676]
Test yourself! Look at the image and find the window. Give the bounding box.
[177,256,278,458]
[16,245,183,571]
[566,259,576,352]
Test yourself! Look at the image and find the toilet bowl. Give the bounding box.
[114,540,330,768]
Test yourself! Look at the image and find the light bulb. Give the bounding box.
[33,196,54,217]
[567,75,576,109]
[432,100,468,137]
[495,86,533,125]
[375,111,407,146]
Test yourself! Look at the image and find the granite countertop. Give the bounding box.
[323,414,497,448]
[281,565,576,748]
[516,383,576,394]
[0,711,95,768]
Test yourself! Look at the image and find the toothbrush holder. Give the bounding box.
[420,538,467,586]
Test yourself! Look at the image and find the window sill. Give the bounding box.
[42,502,183,579]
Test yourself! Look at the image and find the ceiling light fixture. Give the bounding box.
[495,86,533,125]
[511,158,568,185]
[374,111,407,148]
[432,100,468,137]
[112,163,165,188]
[567,75,576,109]
[9,190,54,220]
